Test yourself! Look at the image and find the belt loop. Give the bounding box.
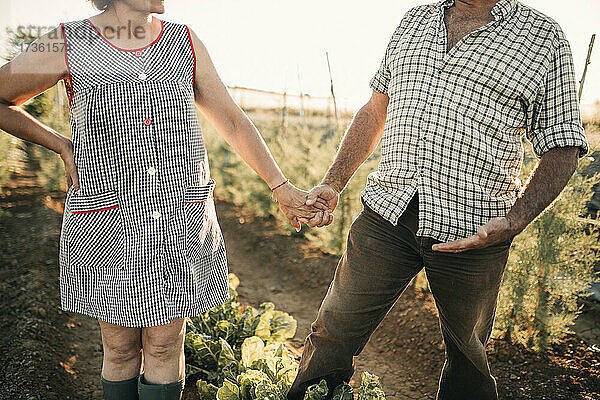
[417,235,425,257]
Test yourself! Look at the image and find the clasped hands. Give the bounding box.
[273,181,519,253]
[271,182,339,232]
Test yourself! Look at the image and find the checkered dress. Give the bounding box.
[58,17,230,327]
[363,0,590,243]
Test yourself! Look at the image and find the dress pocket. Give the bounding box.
[66,190,126,272]
[183,179,216,263]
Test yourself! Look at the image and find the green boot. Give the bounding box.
[101,373,140,400]
[138,373,185,400]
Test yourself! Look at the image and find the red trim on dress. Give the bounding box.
[184,200,207,204]
[60,23,73,108]
[72,205,119,214]
[85,18,164,52]
[185,25,196,88]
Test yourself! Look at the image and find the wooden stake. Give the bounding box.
[326,52,339,129]
[325,51,347,246]
[282,89,288,134]
[578,34,595,103]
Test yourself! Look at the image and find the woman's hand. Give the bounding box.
[58,138,80,192]
[292,183,339,228]
[272,182,330,232]
[304,183,339,227]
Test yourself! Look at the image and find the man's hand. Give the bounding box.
[431,216,518,252]
[273,182,329,232]
[299,183,340,228]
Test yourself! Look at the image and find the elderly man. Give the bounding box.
[290,0,590,399]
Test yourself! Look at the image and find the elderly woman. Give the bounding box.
[0,0,331,399]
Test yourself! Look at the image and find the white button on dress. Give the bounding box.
[138,72,147,80]
[152,210,162,220]
[147,166,157,176]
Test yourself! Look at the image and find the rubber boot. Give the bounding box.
[101,373,140,400]
[138,372,185,400]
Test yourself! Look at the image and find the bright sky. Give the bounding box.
[1,0,599,109]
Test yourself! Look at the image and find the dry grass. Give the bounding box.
[585,123,600,153]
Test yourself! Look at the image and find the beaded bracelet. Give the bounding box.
[270,179,289,200]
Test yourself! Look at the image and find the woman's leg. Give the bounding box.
[99,318,143,379]
[138,317,186,399]
[98,318,142,400]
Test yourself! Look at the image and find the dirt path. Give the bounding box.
[0,171,104,400]
[1,168,599,399]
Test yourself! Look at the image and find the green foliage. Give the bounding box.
[303,380,328,400]
[493,155,600,350]
[0,132,16,188]
[217,380,241,400]
[356,372,386,400]
[331,383,353,400]
[197,380,219,400]
[185,274,297,385]
[186,274,386,399]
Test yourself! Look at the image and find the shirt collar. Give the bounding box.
[436,0,518,21]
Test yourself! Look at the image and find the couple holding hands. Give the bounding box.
[0,0,589,399]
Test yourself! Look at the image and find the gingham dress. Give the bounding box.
[58,17,230,327]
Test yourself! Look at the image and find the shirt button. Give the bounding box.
[147,166,157,176]
[144,118,152,126]
[152,210,161,220]
[138,72,147,80]
[134,50,142,57]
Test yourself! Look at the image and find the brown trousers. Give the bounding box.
[287,190,513,400]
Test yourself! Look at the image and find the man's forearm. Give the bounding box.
[506,146,580,234]
[321,104,386,193]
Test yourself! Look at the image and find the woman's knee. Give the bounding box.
[104,341,142,364]
[141,318,185,361]
[98,320,142,364]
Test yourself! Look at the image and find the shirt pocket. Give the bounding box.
[183,179,216,264]
[65,190,126,273]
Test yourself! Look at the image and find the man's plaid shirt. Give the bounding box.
[362,0,590,243]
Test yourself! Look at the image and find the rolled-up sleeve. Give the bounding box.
[369,37,393,94]
[528,39,589,159]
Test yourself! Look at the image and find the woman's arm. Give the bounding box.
[0,26,79,190]
[186,27,327,230]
